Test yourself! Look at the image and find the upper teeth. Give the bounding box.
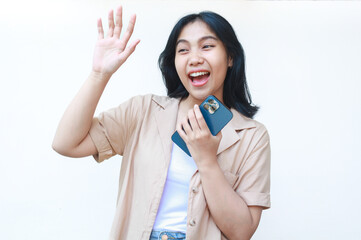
[189,72,209,77]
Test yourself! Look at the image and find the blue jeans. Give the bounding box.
[150,230,186,240]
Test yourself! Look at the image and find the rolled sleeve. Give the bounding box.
[89,118,116,163]
[238,192,270,209]
[88,95,148,163]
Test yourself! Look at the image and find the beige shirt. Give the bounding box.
[89,94,271,240]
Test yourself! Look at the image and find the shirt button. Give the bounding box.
[190,219,196,226]
[192,187,199,193]
[161,235,168,240]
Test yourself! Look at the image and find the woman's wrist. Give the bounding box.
[89,70,112,85]
[195,154,219,173]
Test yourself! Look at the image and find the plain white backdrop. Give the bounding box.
[1,0,360,239]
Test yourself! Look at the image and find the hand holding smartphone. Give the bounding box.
[171,95,233,156]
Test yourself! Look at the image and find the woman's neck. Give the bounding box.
[176,97,193,123]
[180,94,224,109]
[176,96,205,123]
[182,96,202,108]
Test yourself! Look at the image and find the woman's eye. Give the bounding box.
[203,44,214,49]
[177,49,188,53]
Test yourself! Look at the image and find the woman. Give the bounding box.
[53,6,270,240]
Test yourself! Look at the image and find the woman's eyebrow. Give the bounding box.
[176,35,218,47]
[199,35,218,42]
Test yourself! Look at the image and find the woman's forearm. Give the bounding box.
[52,71,110,156]
[198,160,260,240]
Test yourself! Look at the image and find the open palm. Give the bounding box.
[92,6,140,75]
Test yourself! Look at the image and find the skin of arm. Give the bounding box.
[177,104,262,240]
[52,6,140,158]
[52,71,109,157]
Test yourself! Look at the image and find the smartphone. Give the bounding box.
[171,95,233,157]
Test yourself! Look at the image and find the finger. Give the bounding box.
[97,18,104,39]
[107,9,115,37]
[176,123,187,140]
[181,118,193,136]
[188,108,200,132]
[194,104,209,131]
[119,14,136,51]
[113,6,123,39]
[118,39,140,63]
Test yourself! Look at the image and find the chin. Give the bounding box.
[188,91,211,102]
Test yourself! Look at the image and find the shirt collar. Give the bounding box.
[152,95,256,129]
[151,95,256,155]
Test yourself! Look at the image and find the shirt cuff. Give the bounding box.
[238,191,271,209]
[88,118,115,163]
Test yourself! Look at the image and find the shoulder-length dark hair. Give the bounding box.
[158,11,259,118]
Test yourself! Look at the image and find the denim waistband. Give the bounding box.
[150,230,186,240]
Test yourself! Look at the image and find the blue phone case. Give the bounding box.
[171,95,233,157]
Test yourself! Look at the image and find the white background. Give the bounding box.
[1,0,360,239]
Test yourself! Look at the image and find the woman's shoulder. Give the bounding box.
[229,109,270,150]
[125,94,175,106]
[230,109,268,133]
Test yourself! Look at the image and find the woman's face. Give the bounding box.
[175,20,232,104]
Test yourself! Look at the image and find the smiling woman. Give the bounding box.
[159,11,259,119]
[52,6,270,240]
[174,21,230,104]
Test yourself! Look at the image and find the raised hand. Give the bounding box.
[92,6,140,75]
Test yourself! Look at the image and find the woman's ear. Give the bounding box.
[228,56,233,67]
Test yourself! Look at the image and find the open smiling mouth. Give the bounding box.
[188,71,210,87]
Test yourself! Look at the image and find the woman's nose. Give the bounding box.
[189,51,204,66]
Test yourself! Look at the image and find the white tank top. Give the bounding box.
[153,143,198,232]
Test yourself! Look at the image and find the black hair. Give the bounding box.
[158,11,259,118]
